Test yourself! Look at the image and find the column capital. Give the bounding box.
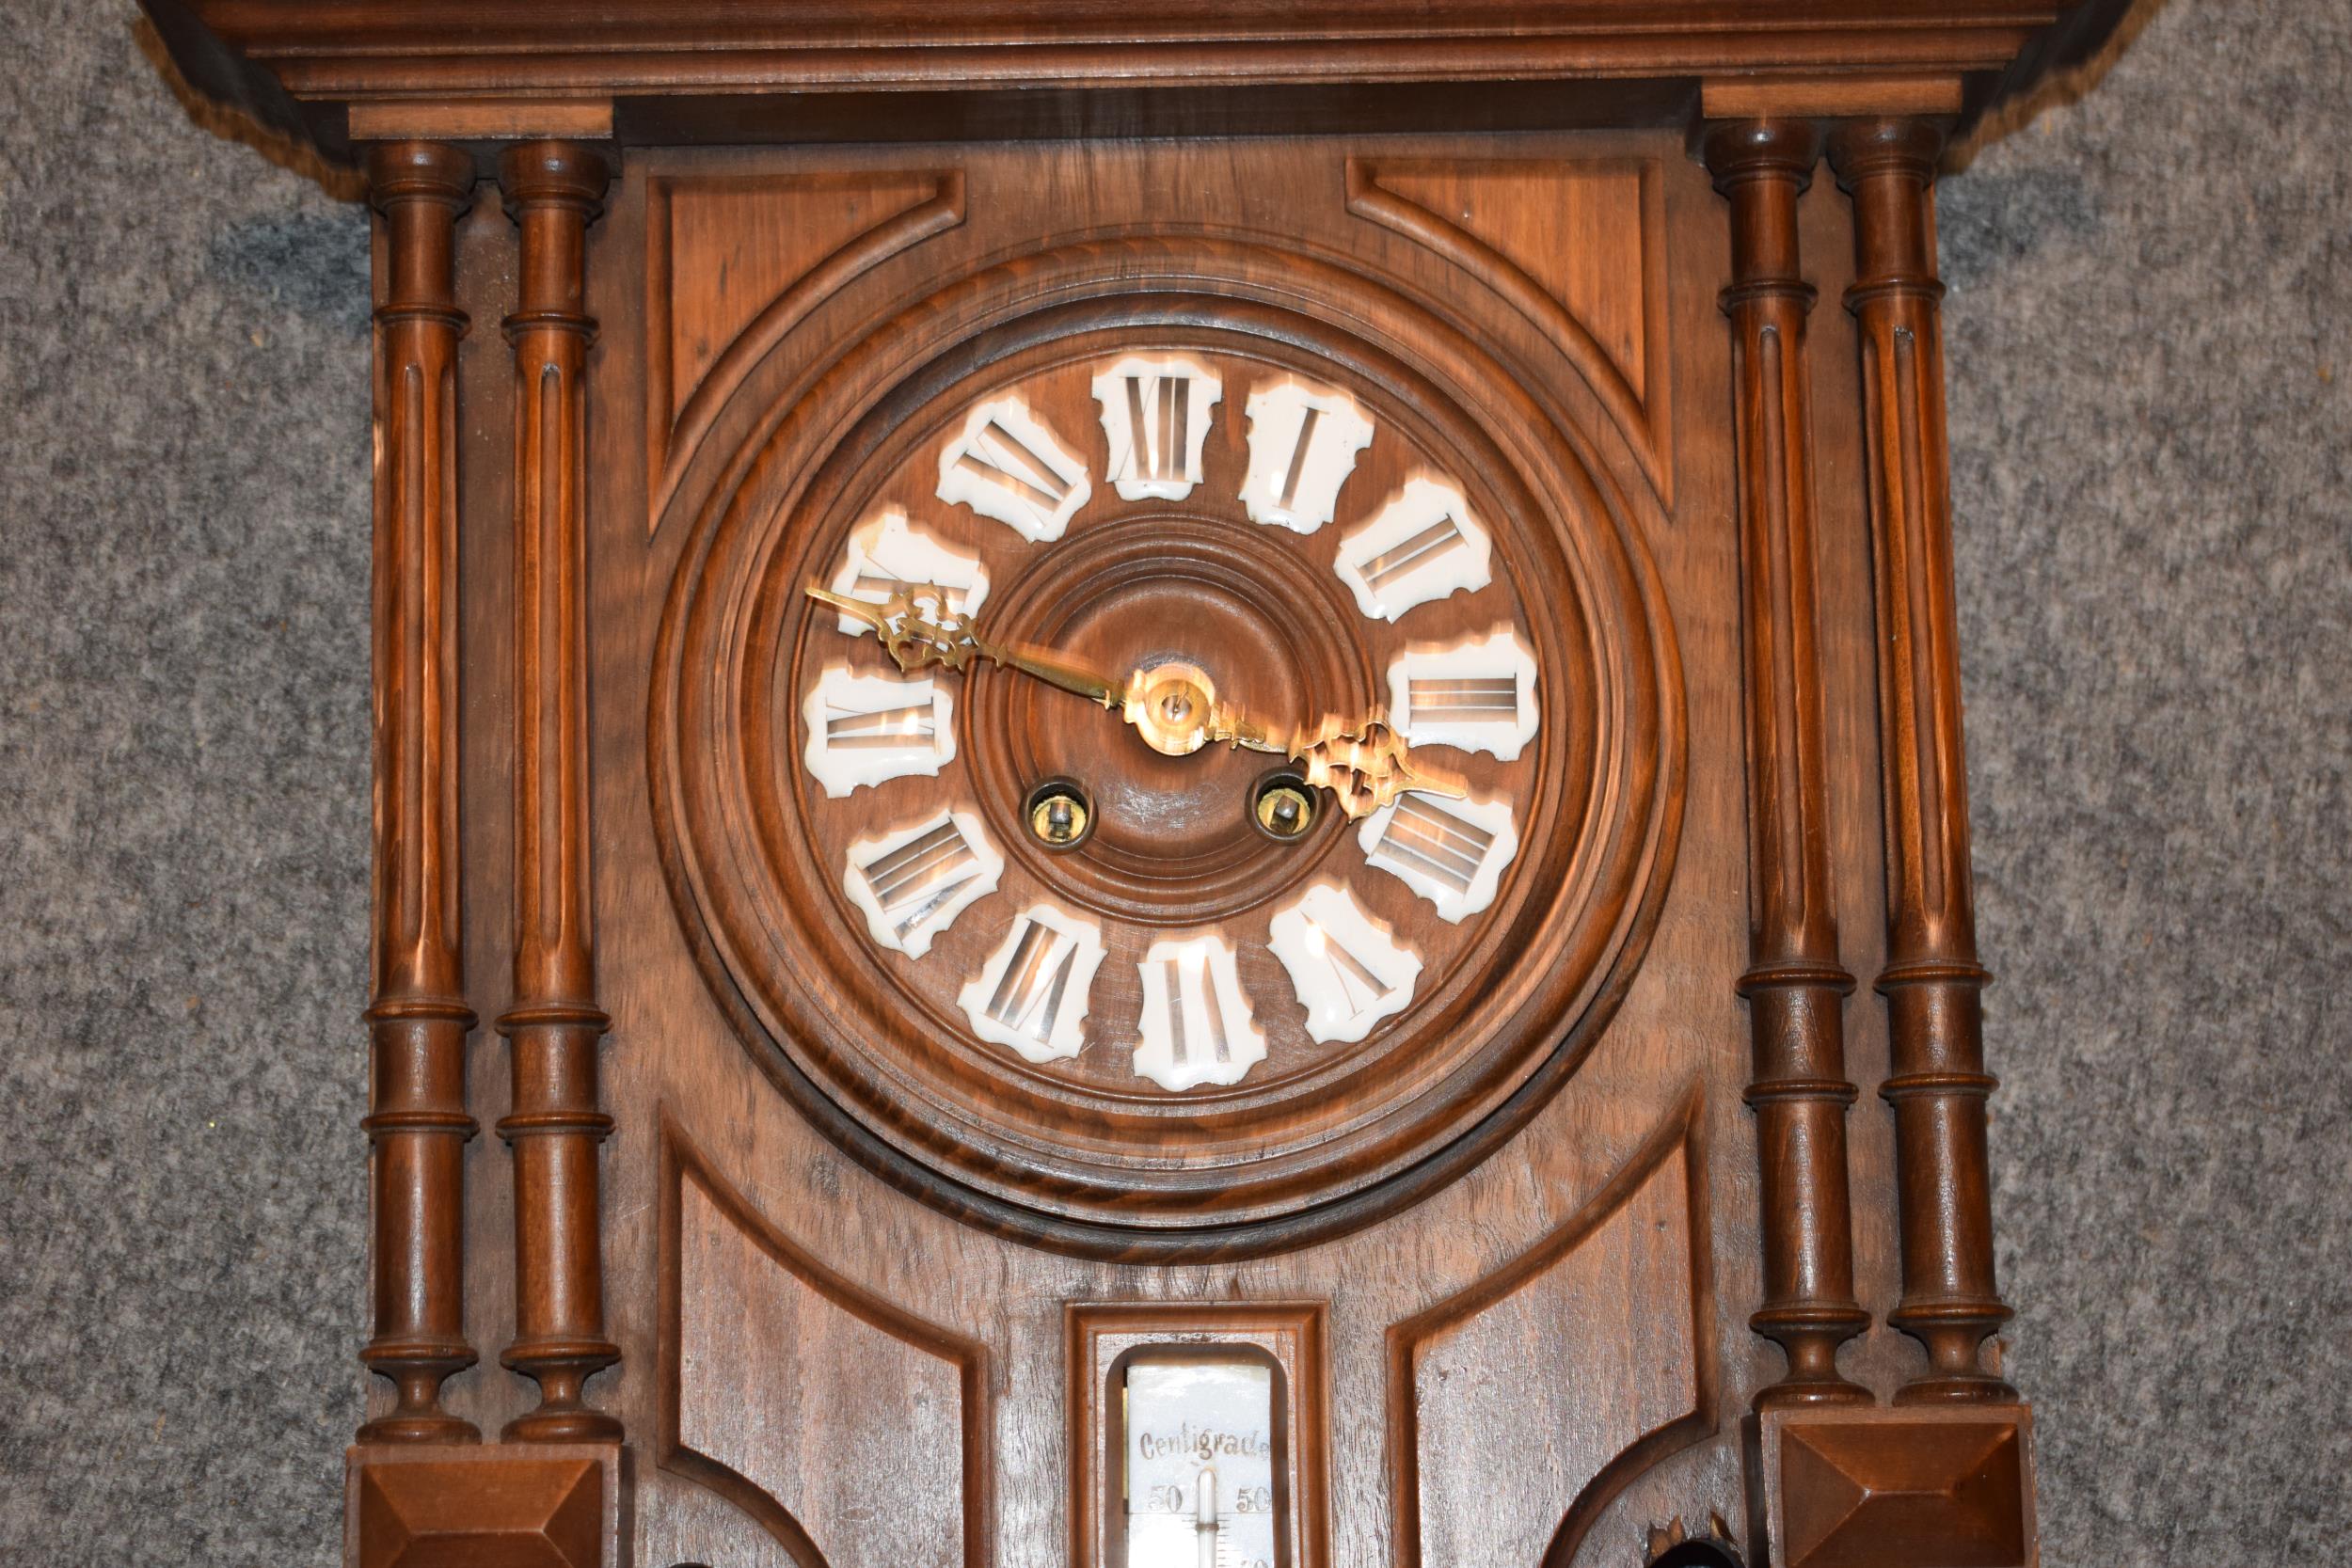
[1826,118,1947,191]
[1702,119,1823,192]
[366,140,475,214]
[498,139,612,218]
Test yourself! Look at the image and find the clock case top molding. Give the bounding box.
[147,0,2136,155]
[132,7,2138,1568]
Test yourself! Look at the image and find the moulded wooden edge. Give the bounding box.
[1753,1405,2039,1568]
[1344,154,1676,512]
[1700,72,1965,120]
[140,0,2134,165]
[655,1115,993,1567]
[1385,1089,1716,1568]
[344,1443,627,1568]
[644,168,967,535]
[348,97,615,142]
[1066,1301,1332,1568]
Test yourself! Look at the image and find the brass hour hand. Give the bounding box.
[1118,663,1469,821]
[1285,713,1467,820]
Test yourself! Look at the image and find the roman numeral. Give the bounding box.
[960,420,1071,511]
[1091,356,1222,501]
[842,809,1002,958]
[1360,516,1469,593]
[800,666,957,797]
[826,702,934,748]
[1367,793,1493,896]
[1132,934,1265,1091]
[1239,379,1375,534]
[1269,883,1423,1044]
[866,822,980,937]
[957,904,1104,1064]
[1354,788,1520,924]
[1334,476,1493,622]
[1406,676,1519,717]
[1126,373,1189,483]
[935,397,1091,543]
[1383,626,1540,762]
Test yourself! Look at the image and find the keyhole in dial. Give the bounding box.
[1024,777,1097,851]
[1249,768,1317,842]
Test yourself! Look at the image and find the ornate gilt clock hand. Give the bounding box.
[805,581,1120,708]
[1119,663,1468,820]
[1282,712,1468,820]
[807,580,1467,819]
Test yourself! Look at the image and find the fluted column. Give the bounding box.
[358,139,480,1445]
[1830,117,2017,1404]
[494,140,622,1443]
[1706,120,1871,1411]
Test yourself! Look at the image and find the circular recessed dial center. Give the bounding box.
[974,516,1367,898]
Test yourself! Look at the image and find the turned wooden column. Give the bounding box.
[359,140,479,1445]
[1830,117,2017,1404]
[1706,120,1871,1411]
[495,140,621,1443]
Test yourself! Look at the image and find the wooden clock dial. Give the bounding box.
[660,273,1678,1253]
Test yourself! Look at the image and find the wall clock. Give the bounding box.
[135,4,2139,1566]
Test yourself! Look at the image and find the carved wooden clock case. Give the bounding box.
[139,5,2136,1565]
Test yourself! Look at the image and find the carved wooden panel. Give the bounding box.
[660,1124,988,1567]
[1389,1097,1713,1568]
[645,169,966,526]
[1347,156,1673,506]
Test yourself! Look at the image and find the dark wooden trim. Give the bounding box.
[1831,116,2017,1405]
[1755,1405,2037,1567]
[495,139,622,1445]
[1704,118,1872,1412]
[345,1442,626,1568]
[358,139,480,1446]
[137,1,2139,164]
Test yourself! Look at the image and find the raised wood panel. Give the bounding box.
[1347,156,1674,506]
[660,1123,989,1568]
[646,170,965,529]
[1390,1095,1713,1568]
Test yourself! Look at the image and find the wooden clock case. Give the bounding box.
[138,6,2137,1566]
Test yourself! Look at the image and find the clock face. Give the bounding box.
[660,273,1675,1252]
[795,345,1542,1100]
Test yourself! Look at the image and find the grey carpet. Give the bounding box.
[2,1,2344,1562]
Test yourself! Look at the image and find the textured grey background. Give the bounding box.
[2,1,2344,1562]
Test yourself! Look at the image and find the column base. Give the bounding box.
[346,1442,627,1568]
[1749,1404,2037,1568]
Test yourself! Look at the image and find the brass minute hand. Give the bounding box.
[808,580,1469,819]
[807,582,1120,709]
